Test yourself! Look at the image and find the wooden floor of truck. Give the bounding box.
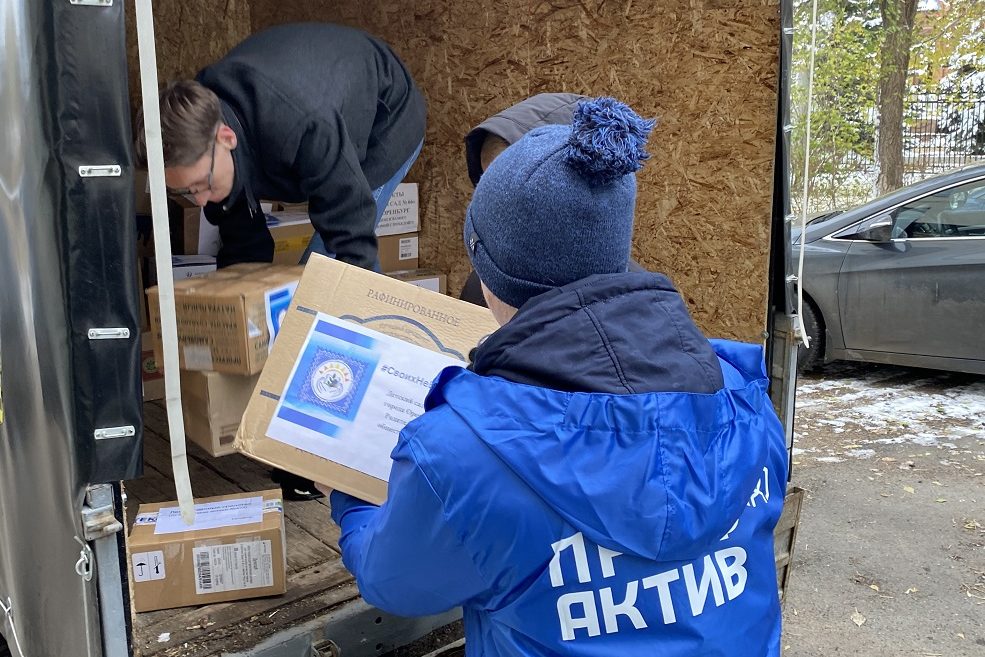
[125,401,360,657]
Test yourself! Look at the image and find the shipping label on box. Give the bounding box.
[147,264,303,375]
[267,314,461,480]
[128,490,286,613]
[376,183,419,237]
[235,255,499,504]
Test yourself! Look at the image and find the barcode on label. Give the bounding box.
[195,550,213,591]
[193,540,274,595]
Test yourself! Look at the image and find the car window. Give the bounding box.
[890,180,985,238]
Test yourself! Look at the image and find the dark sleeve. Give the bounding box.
[204,195,274,268]
[330,438,488,616]
[289,114,378,270]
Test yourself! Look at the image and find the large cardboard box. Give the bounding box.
[182,370,261,457]
[267,213,315,265]
[387,269,447,295]
[377,232,419,272]
[129,490,286,613]
[235,255,498,504]
[376,183,419,236]
[147,264,303,376]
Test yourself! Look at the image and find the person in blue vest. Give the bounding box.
[329,97,788,656]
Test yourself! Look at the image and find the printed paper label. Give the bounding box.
[398,236,419,260]
[266,313,462,481]
[193,540,273,595]
[154,496,263,535]
[132,551,166,583]
[182,344,213,371]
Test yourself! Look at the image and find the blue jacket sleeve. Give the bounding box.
[330,437,487,617]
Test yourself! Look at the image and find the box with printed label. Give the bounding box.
[146,264,303,376]
[377,232,419,273]
[387,269,447,295]
[376,183,419,237]
[128,490,286,613]
[235,255,499,504]
[267,213,315,265]
[182,370,261,457]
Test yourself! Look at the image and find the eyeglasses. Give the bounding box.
[169,130,218,202]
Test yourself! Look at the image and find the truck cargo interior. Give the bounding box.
[0,1,797,656]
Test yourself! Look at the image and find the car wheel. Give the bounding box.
[797,301,824,372]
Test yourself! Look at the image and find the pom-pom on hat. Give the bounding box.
[464,97,656,310]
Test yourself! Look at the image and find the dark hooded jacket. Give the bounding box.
[333,273,788,657]
[196,23,426,269]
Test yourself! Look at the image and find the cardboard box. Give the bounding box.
[267,213,315,265]
[147,264,303,376]
[376,183,419,236]
[182,370,261,457]
[377,232,419,272]
[129,490,286,613]
[141,332,164,402]
[235,255,499,504]
[387,269,447,295]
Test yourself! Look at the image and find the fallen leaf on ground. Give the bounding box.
[906,587,919,594]
[869,584,880,592]
[936,498,947,503]
[851,609,866,627]
[904,486,915,494]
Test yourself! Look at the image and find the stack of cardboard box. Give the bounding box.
[145,264,302,457]
[135,176,448,450]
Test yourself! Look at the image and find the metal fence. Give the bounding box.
[904,92,985,175]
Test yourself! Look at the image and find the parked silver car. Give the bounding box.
[794,162,985,374]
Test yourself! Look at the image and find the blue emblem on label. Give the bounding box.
[279,320,380,431]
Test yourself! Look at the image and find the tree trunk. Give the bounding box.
[876,0,919,194]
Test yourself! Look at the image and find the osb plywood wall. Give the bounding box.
[131,0,779,341]
[124,0,253,123]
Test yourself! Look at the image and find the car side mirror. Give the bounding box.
[854,218,894,243]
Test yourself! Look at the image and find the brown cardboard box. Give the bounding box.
[147,264,303,376]
[235,255,499,504]
[129,490,286,613]
[267,213,315,265]
[387,269,447,295]
[141,332,165,402]
[377,232,419,272]
[182,370,260,457]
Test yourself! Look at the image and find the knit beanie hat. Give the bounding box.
[463,97,655,310]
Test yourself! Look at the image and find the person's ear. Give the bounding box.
[217,123,237,150]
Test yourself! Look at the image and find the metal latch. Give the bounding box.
[78,164,121,177]
[82,484,123,541]
[311,639,341,657]
[94,425,136,440]
[69,0,114,7]
[88,327,131,340]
